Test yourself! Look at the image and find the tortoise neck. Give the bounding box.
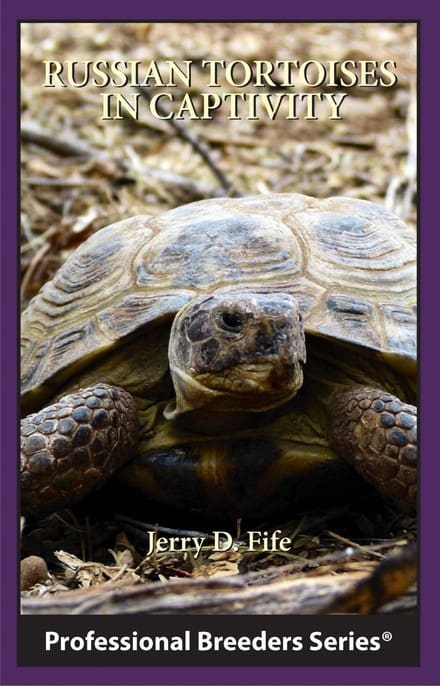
[174,409,259,436]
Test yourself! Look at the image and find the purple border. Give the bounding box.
[1,3,437,685]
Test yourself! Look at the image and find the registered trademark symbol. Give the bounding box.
[382,631,393,642]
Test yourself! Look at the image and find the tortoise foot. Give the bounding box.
[21,384,138,519]
[328,386,417,511]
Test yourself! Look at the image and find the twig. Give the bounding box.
[324,530,385,560]
[22,123,226,200]
[22,177,105,188]
[21,122,102,158]
[20,241,51,301]
[115,515,215,541]
[332,136,376,149]
[384,93,417,220]
[136,86,240,196]
[20,225,58,254]
[138,165,226,199]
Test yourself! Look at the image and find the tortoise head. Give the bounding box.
[164,291,306,419]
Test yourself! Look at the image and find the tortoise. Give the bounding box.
[20,193,417,524]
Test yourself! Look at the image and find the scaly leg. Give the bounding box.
[21,384,138,519]
[328,385,417,511]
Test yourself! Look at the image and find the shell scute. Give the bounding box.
[21,194,416,396]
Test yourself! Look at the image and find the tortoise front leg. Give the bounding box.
[328,386,417,511]
[21,384,138,519]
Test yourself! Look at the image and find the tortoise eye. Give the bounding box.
[220,311,243,332]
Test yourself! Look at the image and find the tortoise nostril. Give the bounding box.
[221,311,244,333]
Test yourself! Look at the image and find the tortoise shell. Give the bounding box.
[21,193,416,401]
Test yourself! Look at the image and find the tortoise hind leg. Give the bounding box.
[328,385,417,511]
[21,384,138,519]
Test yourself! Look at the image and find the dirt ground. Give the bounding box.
[20,22,417,612]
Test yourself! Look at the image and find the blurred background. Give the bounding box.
[20,22,417,306]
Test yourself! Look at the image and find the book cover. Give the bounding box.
[1,4,438,686]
